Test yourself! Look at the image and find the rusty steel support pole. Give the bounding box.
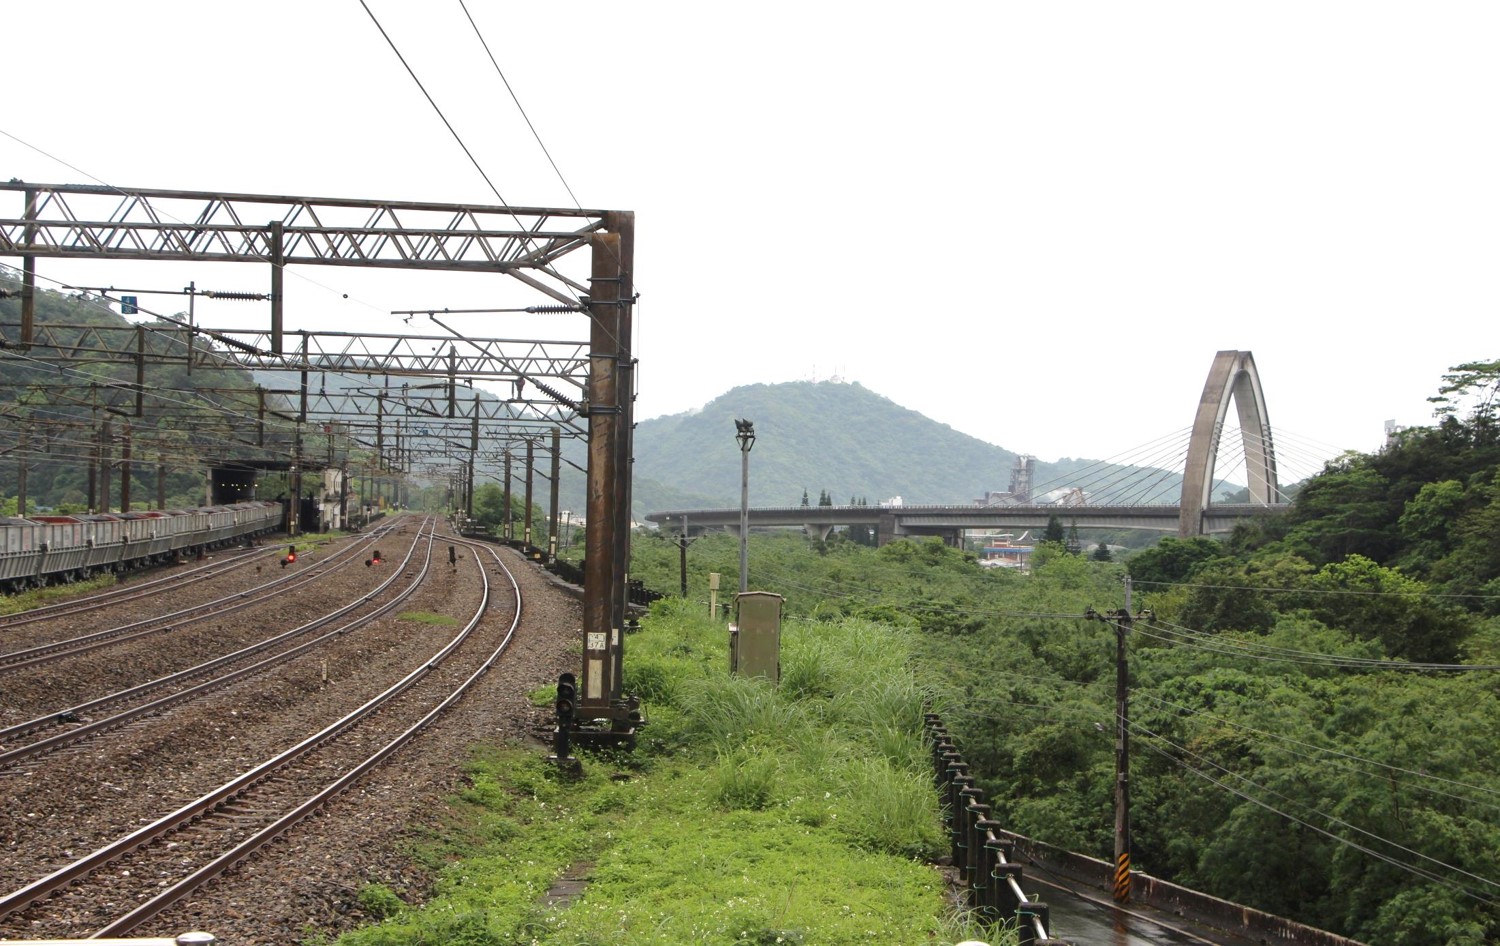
[16,424,28,517]
[464,459,475,522]
[608,212,636,697]
[20,187,37,348]
[524,439,535,545]
[87,431,98,513]
[290,426,303,536]
[501,451,512,540]
[98,420,112,514]
[268,220,285,355]
[581,228,625,714]
[548,427,561,562]
[135,326,146,417]
[120,425,133,512]
[467,395,479,523]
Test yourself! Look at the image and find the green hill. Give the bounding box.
[629,380,1186,516]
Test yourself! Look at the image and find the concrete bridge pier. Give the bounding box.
[878,514,962,548]
[804,523,834,541]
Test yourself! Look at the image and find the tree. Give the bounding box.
[1127,536,1227,587]
[1429,358,1500,431]
[1091,542,1112,562]
[1042,515,1065,544]
[800,487,810,507]
[1066,520,1082,556]
[1308,555,1472,662]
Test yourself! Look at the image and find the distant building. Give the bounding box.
[975,455,1035,506]
[978,533,1032,571]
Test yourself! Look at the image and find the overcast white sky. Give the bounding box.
[3,2,1496,479]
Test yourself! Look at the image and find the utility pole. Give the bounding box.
[672,517,698,598]
[1086,578,1150,906]
[1114,577,1132,904]
[735,419,755,593]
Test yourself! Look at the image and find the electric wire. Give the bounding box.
[1133,576,1500,602]
[1138,617,1500,672]
[457,0,581,210]
[1135,691,1500,812]
[356,2,632,359]
[1131,719,1500,905]
[749,561,1088,621]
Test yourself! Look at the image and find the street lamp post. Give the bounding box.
[735,419,755,593]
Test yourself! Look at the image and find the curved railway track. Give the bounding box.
[0,520,427,732]
[0,520,436,765]
[0,530,546,939]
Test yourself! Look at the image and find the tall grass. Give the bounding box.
[336,595,960,946]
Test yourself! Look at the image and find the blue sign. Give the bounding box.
[121,295,138,315]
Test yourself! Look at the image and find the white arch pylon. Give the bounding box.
[1178,350,1280,537]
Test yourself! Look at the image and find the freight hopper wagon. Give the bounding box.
[0,501,283,593]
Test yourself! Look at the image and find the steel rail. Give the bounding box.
[0,523,452,924]
[0,521,430,761]
[0,521,402,671]
[95,532,522,935]
[0,547,264,628]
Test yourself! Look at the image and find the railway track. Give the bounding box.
[0,529,523,937]
[0,546,266,629]
[0,521,404,673]
[0,520,436,765]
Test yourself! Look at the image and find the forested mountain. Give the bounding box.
[630,380,1188,514]
[2,282,1201,522]
[0,280,287,511]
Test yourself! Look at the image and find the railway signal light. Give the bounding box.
[366,549,383,567]
[555,672,578,724]
[282,544,297,568]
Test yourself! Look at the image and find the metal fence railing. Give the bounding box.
[927,714,1076,946]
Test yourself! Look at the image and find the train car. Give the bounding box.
[0,500,284,594]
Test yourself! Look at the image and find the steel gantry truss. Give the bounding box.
[1,181,637,736]
[0,181,614,351]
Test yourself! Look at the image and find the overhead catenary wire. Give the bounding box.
[456,0,581,210]
[357,1,633,356]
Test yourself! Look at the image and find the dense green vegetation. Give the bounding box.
[335,602,987,946]
[615,362,1500,945]
[0,280,384,514]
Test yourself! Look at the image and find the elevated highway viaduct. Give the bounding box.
[646,502,1289,546]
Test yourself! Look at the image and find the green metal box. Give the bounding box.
[731,591,783,682]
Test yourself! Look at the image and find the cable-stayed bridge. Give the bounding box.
[649,351,1328,543]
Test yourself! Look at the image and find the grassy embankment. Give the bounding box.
[334,597,997,946]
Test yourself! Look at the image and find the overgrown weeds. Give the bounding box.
[334,596,982,946]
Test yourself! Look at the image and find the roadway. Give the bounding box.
[1039,877,1269,946]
